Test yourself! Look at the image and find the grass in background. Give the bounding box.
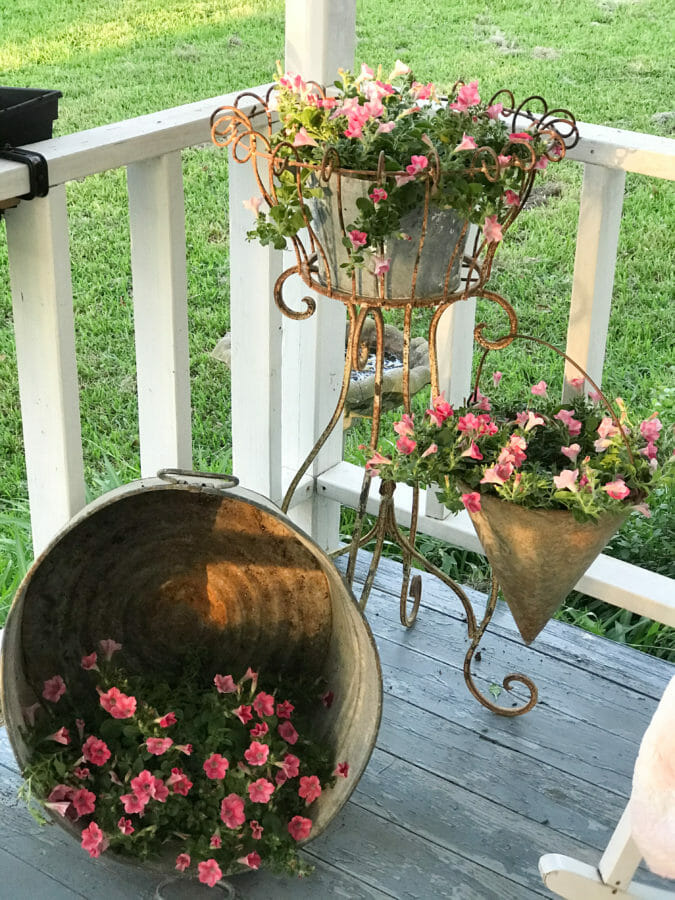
[0,0,673,649]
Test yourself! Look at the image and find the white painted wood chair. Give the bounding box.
[540,677,675,898]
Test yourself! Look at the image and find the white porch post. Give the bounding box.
[562,164,625,400]
[282,0,356,548]
[5,187,86,555]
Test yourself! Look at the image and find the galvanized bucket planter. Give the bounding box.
[0,472,382,871]
[466,493,627,645]
[308,173,468,301]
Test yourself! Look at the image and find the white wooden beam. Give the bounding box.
[539,854,673,899]
[285,0,357,84]
[598,805,642,889]
[5,187,85,555]
[562,164,626,399]
[127,152,192,477]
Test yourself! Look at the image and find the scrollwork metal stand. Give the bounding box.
[212,86,578,716]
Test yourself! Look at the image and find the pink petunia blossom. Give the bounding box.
[509,131,533,142]
[81,652,98,671]
[203,753,229,779]
[275,770,288,786]
[82,736,111,767]
[348,230,368,250]
[220,794,246,829]
[411,81,434,100]
[242,667,258,690]
[253,692,275,718]
[176,743,193,756]
[131,770,155,797]
[553,469,579,492]
[524,411,545,432]
[43,676,66,703]
[396,435,417,455]
[531,380,547,397]
[214,674,238,694]
[406,155,429,175]
[47,784,74,814]
[238,852,262,870]
[372,254,391,277]
[481,463,514,485]
[426,392,453,427]
[389,60,411,79]
[589,390,602,404]
[461,441,483,461]
[281,753,301,779]
[250,820,264,840]
[288,815,313,841]
[118,817,134,835]
[245,741,270,766]
[81,822,107,859]
[640,416,662,444]
[152,778,169,803]
[365,450,392,473]
[483,214,503,243]
[45,800,71,817]
[99,687,137,720]
[234,705,253,725]
[393,413,415,437]
[640,441,658,461]
[248,778,275,804]
[461,492,482,513]
[175,852,191,872]
[492,371,503,387]
[146,737,173,756]
[554,408,582,437]
[71,789,96,818]
[535,156,549,170]
[604,479,630,500]
[167,767,193,796]
[159,712,176,728]
[369,187,388,203]
[497,154,512,168]
[597,417,620,441]
[450,80,480,112]
[242,196,262,217]
[567,376,585,390]
[210,834,222,849]
[376,120,396,135]
[394,173,415,187]
[74,767,90,780]
[99,639,122,661]
[292,127,318,148]
[276,700,294,719]
[487,102,503,119]
[47,727,70,745]
[421,443,439,459]
[503,190,520,208]
[335,761,350,778]
[561,443,581,463]
[120,792,149,815]
[250,721,269,738]
[198,859,223,889]
[454,133,477,153]
[298,775,322,805]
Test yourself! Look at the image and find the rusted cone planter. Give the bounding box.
[467,494,627,644]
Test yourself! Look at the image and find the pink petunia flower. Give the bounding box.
[535,156,549,170]
[198,859,223,889]
[450,80,480,112]
[210,834,222,849]
[242,196,262,217]
[604,479,630,500]
[640,416,662,444]
[421,443,439,459]
[554,409,582,437]
[167,767,193,796]
[281,753,301,779]
[487,102,503,119]
[396,435,417,455]
[483,214,503,243]
[253,692,275,718]
[245,741,270,767]
[175,743,193,756]
[99,639,122,661]
[461,492,482,513]
[238,852,261,870]
[71,789,96,818]
[298,775,322,805]
[348,230,368,250]
[389,60,411,79]
[99,687,137,720]
[250,721,269,738]
[158,712,176,728]
[45,800,71,818]
[369,188,388,203]
[74,767,90,781]
[509,131,533,142]
[461,441,483,461]
[497,154,512,167]
[81,652,98,671]
[220,794,246,829]
[531,380,547,397]
[597,417,620,441]
[480,463,514,485]
[292,127,318,148]
[288,815,313,841]
[248,778,275,804]
[118,817,134,835]
[454,133,477,153]
[146,737,173,756]
[335,761,350,778]
[250,820,264,840]
[561,443,581,463]
[524,411,545,432]
[234,705,253,725]
[152,777,169,803]
[372,254,391,277]
[214,674,238,694]
[492,371,503,387]
[43,676,66,703]
[131,770,155,797]
[376,120,396,134]
[406,155,429,175]
[203,753,229,780]
[241,667,258,689]
[276,700,294,719]
[553,469,579,492]
[47,727,70,745]
[81,822,107,859]
[393,413,415,437]
[175,852,191,872]
[82,736,111,767]
[120,792,149,815]
[365,450,392,473]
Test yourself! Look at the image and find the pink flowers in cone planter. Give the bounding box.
[371,375,671,523]
[21,642,350,882]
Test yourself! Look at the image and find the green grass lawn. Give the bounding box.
[1,0,674,653]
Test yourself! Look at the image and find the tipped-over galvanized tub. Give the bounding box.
[0,471,382,868]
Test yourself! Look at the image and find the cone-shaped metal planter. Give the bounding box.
[467,494,627,645]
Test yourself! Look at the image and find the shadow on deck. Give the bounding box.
[1,552,672,899]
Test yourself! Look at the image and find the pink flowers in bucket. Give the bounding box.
[20,642,349,882]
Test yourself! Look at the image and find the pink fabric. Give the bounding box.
[630,675,675,878]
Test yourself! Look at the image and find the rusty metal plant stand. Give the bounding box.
[212,87,579,716]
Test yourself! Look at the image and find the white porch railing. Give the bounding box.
[0,1,674,628]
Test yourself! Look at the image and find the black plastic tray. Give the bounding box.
[0,87,62,146]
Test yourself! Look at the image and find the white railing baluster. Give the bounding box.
[5,187,85,555]
[281,0,356,548]
[127,152,192,477]
[562,164,626,399]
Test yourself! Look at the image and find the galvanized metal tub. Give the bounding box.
[308,173,468,301]
[0,473,382,869]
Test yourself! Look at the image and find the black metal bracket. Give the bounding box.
[0,145,50,201]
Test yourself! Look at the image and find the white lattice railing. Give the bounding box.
[1,1,674,626]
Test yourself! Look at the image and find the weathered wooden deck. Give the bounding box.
[1,552,673,899]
